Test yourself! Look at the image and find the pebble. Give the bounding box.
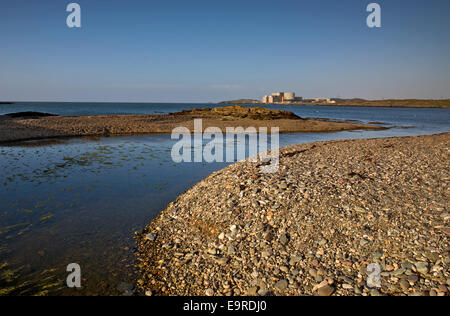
[275,280,288,291]
[247,286,258,296]
[258,288,268,296]
[318,285,334,296]
[399,280,410,291]
[407,275,419,284]
[370,289,382,296]
[279,234,289,245]
[227,245,236,255]
[415,262,429,275]
[145,233,156,242]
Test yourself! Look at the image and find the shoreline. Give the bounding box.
[136,133,450,296]
[219,99,450,108]
[0,107,386,144]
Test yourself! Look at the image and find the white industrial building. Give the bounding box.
[262,92,302,104]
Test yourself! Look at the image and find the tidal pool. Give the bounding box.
[0,135,231,295]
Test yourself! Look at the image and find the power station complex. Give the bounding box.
[262,92,301,104]
[262,92,336,104]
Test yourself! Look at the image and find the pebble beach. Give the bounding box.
[137,133,449,296]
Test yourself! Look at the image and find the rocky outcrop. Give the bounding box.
[174,106,301,120]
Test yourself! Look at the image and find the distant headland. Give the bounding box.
[220,94,450,108]
[0,102,14,105]
[219,99,261,105]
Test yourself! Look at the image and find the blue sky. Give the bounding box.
[1,0,449,102]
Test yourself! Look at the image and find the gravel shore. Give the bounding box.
[0,106,385,143]
[137,133,449,296]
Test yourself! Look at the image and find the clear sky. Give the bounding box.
[1,0,449,102]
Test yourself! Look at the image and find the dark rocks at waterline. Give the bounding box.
[4,112,58,118]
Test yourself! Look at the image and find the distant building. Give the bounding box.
[284,92,295,102]
[307,98,336,104]
[262,92,298,104]
[262,93,335,104]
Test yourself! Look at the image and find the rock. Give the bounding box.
[145,290,153,296]
[391,268,406,276]
[438,284,448,293]
[205,288,214,296]
[289,256,302,265]
[407,275,419,284]
[317,238,327,246]
[258,288,268,296]
[360,239,369,246]
[415,262,429,274]
[385,265,394,272]
[145,233,156,241]
[227,245,236,255]
[373,251,383,260]
[208,248,218,255]
[216,257,229,265]
[399,280,410,292]
[370,289,382,296]
[275,279,288,291]
[247,286,259,296]
[279,234,289,245]
[425,252,440,262]
[401,262,413,270]
[318,285,334,296]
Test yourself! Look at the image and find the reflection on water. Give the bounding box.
[0,136,230,295]
[0,105,449,295]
